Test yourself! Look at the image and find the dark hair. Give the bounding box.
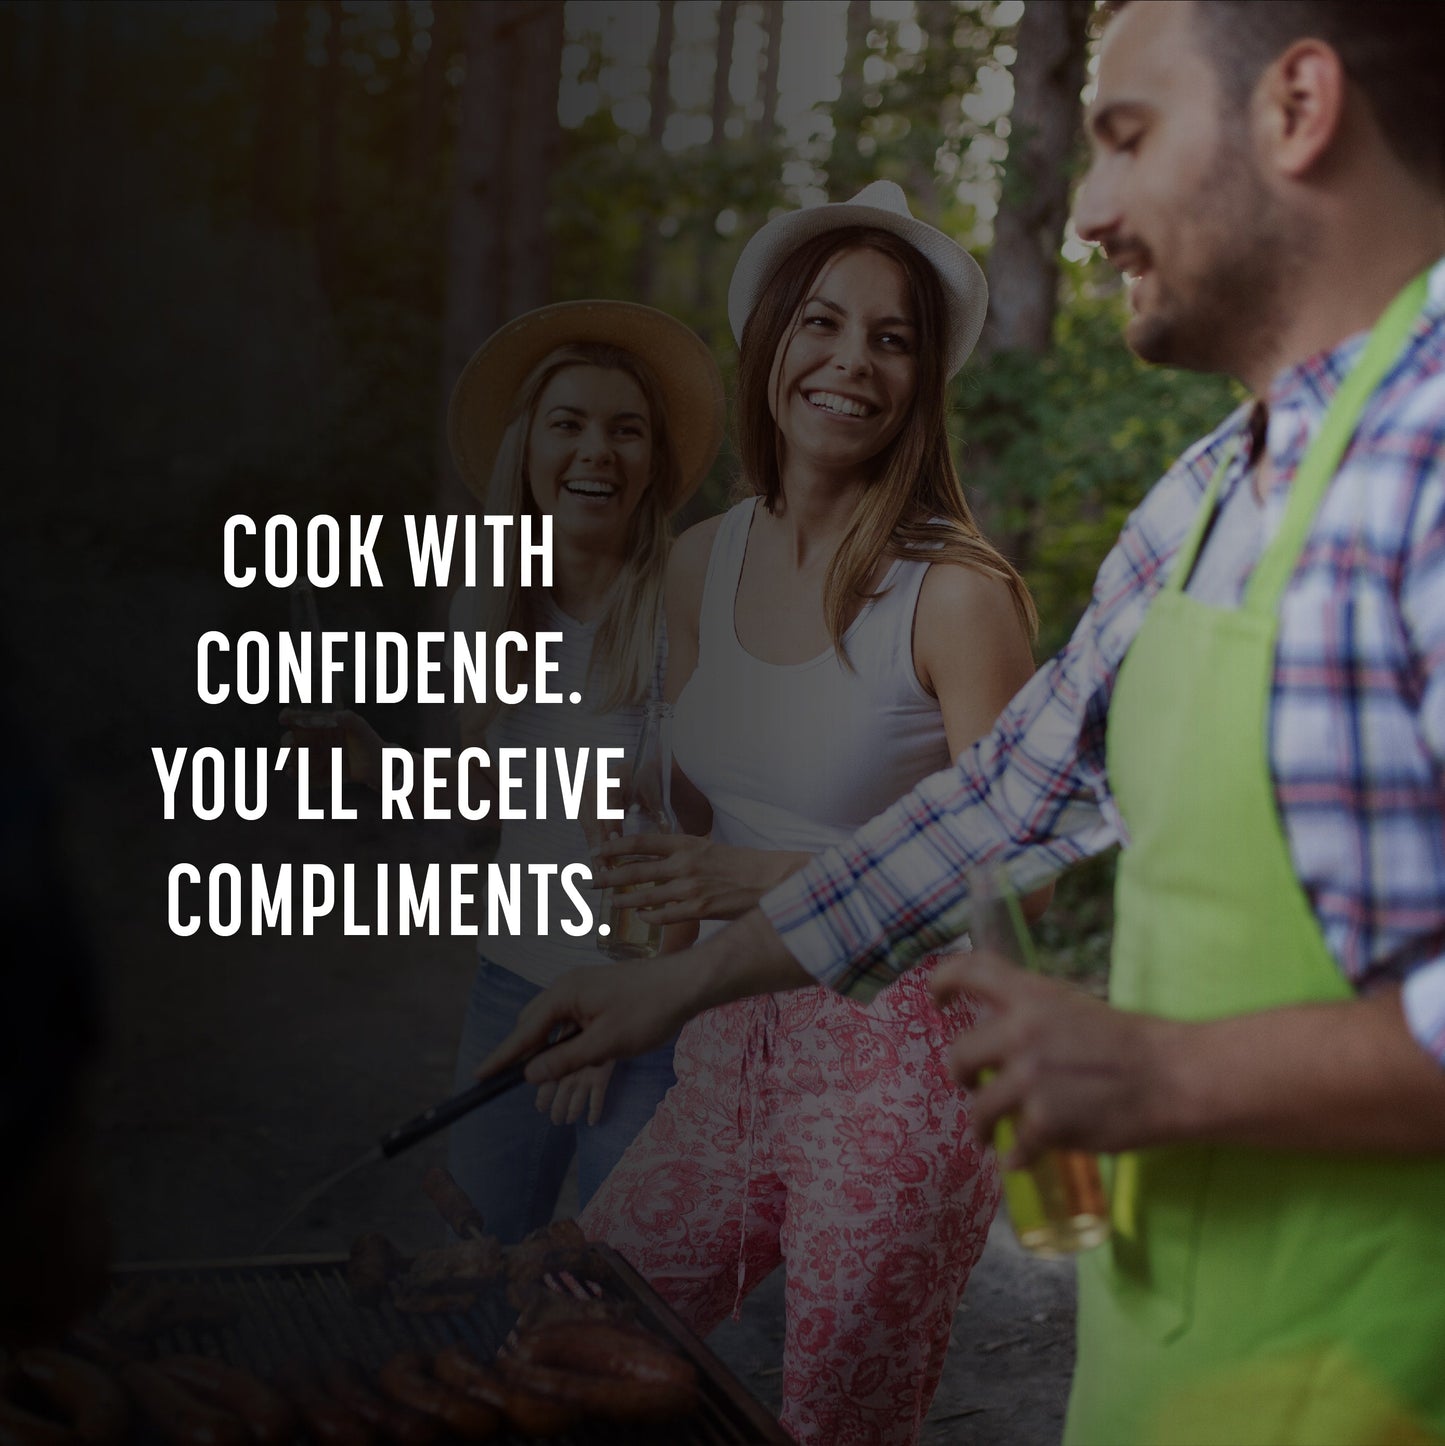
[734,225,1037,659]
[1104,1,1444,186]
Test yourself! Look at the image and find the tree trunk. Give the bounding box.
[828,0,870,198]
[711,0,737,144]
[909,0,956,217]
[389,0,413,190]
[632,0,676,301]
[435,1,509,509]
[757,1,782,139]
[251,0,308,229]
[980,0,1091,358]
[409,0,462,191]
[693,0,739,326]
[504,1,564,314]
[973,0,1090,571]
[315,0,344,301]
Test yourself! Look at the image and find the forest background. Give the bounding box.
[2,0,1241,972]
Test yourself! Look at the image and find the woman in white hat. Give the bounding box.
[581,183,1041,1443]
[305,300,723,1242]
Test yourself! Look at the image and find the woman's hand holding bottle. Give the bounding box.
[278,706,386,792]
[592,833,809,924]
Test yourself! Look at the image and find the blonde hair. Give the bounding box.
[735,226,1038,662]
[461,343,677,743]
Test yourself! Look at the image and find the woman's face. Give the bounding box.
[766,245,919,476]
[525,364,655,551]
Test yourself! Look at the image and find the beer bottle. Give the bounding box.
[599,702,677,960]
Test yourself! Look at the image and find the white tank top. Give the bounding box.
[673,498,951,859]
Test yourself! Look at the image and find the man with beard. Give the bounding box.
[487,3,1445,1441]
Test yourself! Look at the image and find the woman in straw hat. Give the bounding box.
[305,300,723,1242]
[580,183,1042,1443]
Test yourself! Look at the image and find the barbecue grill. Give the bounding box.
[104,1246,789,1445]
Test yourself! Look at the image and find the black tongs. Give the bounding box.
[378,1024,581,1158]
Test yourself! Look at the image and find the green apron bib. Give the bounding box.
[1068,272,1445,1446]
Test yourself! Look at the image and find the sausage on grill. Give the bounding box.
[155,1357,296,1446]
[515,1320,699,1394]
[118,1362,250,1446]
[272,1368,376,1446]
[432,1347,580,1438]
[4,1351,130,1446]
[497,1354,697,1424]
[376,1353,498,1440]
[0,1397,80,1446]
[320,1361,440,1446]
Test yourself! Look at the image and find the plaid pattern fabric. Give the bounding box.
[761,258,1445,1062]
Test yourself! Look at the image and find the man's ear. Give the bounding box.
[1253,38,1347,179]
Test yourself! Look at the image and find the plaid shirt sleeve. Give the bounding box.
[759,429,1238,996]
[1391,363,1445,1063]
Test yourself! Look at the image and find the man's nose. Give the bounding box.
[1073,160,1119,246]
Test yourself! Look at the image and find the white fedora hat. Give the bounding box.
[727,180,988,378]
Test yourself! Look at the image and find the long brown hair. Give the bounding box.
[461,342,677,742]
[735,225,1037,660]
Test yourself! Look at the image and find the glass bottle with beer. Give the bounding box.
[598,701,677,960]
[968,872,1111,1258]
[287,580,346,756]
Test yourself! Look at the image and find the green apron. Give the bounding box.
[1068,272,1445,1446]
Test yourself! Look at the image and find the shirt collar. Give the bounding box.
[1251,256,1445,500]
[1256,331,1369,501]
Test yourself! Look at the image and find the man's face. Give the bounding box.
[1075,1,1292,377]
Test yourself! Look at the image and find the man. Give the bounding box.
[488,3,1445,1441]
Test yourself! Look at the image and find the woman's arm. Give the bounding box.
[913,562,1053,920]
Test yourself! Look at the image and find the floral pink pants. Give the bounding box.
[580,958,999,1446]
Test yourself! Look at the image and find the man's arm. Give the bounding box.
[933,952,1445,1162]
[479,454,1222,1080]
[481,621,1120,1083]
[481,908,809,1083]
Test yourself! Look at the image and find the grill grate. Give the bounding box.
[103,1249,788,1445]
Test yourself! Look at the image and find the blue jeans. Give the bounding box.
[448,959,676,1245]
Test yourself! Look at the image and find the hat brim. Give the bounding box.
[727,202,988,378]
[448,300,726,507]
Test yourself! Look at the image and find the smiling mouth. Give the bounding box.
[562,479,619,499]
[805,390,878,419]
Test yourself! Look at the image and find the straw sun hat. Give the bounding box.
[448,299,726,506]
[726,180,989,379]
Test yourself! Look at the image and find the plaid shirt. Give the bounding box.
[761,257,1445,1065]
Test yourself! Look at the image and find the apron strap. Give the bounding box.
[1163,435,1242,597]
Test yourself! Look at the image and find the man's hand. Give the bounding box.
[934,951,1445,1162]
[478,954,708,1085]
[535,1062,616,1127]
[932,950,1182,1167]
[478,909,815,1085]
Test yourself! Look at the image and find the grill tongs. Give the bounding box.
[381,1023,581,1158]
[252,1026,579,1254]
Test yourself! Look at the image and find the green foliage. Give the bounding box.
[958,257,1241,656]
[1032,852,1119,990]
